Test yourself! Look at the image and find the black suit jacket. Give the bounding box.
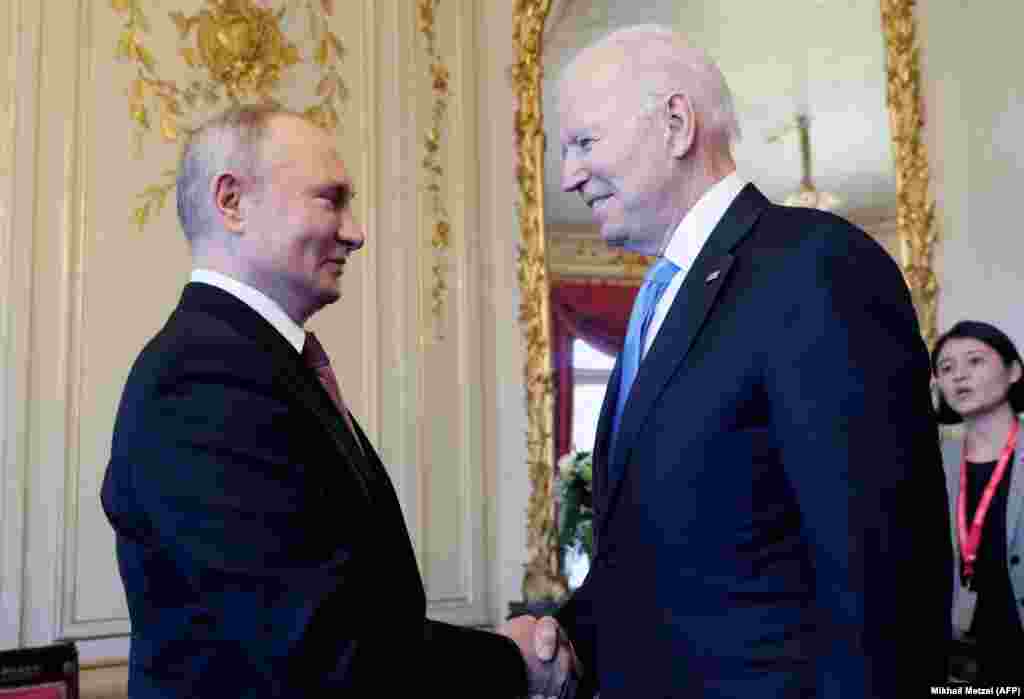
[101,282,527,698]
[557,185,952,698]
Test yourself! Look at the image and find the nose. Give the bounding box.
[561,153,587,193]
[339,209,365,252]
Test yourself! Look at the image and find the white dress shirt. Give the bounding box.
[190,269,307,354]
[642,172,748,357]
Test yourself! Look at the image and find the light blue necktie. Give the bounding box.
[610,257,680,456]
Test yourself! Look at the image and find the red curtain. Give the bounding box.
[551,280,639,460]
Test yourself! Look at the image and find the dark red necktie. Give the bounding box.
[303,331,363,454]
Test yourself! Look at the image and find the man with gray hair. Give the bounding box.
[102,105,573,697]
[502,25,951,697]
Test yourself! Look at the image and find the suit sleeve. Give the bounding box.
[555,581,600,699]
[106,372,363,694]
[420,619,529,695]
[763,226,951,697]
[105,364,528,697]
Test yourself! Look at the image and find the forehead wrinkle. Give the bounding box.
[565,44,650,101]
[266,137,347,187]
[559,50,647,135]
[940,340,995,361]
[566,42,632,86]
[260,113,335,163]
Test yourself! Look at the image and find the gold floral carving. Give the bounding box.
[513,0,938,599]
[417,0,453,331]
[569,239,649,280]
[544,230,651,281]
[881,0,938,347]
[512,0,566,601]
[111,0,348,231]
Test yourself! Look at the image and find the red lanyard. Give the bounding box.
[957,419,1019,584]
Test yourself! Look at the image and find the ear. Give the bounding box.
[212,172,246,234]
[1010,359,1022,385]
[665,93,696,159]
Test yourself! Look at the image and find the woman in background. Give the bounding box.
[933,320,1024,682]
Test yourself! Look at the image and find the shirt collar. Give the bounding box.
[662,172,747,274]
[190,268,307,353]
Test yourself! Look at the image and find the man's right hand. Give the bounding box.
[498,615,578,698]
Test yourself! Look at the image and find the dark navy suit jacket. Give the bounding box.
[101,282,527,697]
[557,185,952,698]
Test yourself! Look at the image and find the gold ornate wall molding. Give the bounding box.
[417,0,453,331]
[109,0,349,231]
[513,0,939,600]
[512,0,565,601]
[881,0,938,347]
[546,227,650,281]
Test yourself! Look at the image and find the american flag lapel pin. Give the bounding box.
[705,270,721,284]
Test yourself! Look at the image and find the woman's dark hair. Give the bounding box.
[930,320,1024,424]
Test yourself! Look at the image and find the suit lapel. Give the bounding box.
[602,185,769,512]
[179,284,373,502]
[592,358,622,512]
[277,355,374,500]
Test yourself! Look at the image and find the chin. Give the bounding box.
[600,224,628,248]
[316,286,342,307]
[600,222,659,256]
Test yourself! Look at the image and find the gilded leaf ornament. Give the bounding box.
[881,0,938,347]
[417,0,453,334]
[513,0,566,602]
[110,0,349,232]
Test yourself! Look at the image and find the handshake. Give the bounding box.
[498,614,581,699]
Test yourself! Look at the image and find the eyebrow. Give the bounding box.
[316,183,354,202]
[939,350,988,364]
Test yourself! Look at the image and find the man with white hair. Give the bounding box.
[502,25,951,697]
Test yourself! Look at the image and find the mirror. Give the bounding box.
[512,0,937,600]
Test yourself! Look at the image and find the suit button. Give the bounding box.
[1011,555,1021,566]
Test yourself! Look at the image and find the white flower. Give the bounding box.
[558,452,577,478]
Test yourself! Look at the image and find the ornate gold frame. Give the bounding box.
[512,0,937,600]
